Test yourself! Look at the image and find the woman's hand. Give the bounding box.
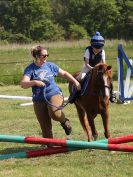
[58,68,81,91]
[34,80,45,87]
[20,75,45,89]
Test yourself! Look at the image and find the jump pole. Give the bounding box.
[0,135,133,160]
[0,135,133,152]
[0,134,133,144]
[1,143,133,160]
[0,146,72,160]
[0,145,96,160]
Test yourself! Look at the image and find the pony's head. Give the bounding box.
[91,63,112,96]
[93,63,112,79]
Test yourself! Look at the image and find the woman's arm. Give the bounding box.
[20,75,45,89]
[58,68,81,91]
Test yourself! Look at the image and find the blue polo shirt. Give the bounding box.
[24,61,62,102]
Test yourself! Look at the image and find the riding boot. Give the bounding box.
[68,90,79,104]
[109,82,116,103]
[61,118,72,135]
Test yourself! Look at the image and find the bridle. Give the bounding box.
[96,68,111,96]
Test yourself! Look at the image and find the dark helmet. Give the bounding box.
[91,32,105,48]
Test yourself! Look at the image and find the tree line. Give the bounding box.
[0,0,133,43]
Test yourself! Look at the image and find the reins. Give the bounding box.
[43,86,71,110]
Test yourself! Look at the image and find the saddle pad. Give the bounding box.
[80,73,90,96]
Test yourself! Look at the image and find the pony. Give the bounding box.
[69,63,113,141]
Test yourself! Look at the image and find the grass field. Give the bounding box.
[0,39,133,84]
[0,40,133,176]
[0,82,133,177]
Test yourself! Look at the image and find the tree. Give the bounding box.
[0,0,64,42]
[64,0,120,38]
[31,20,65,41]
[0,0,51,36]
[67,23,88,40]
[50,0,120,39]
[0,0,132,41]
[115,0,133,39]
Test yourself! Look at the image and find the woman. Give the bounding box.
[20,45,81,139]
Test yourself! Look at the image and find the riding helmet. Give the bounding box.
[91,32,105,48]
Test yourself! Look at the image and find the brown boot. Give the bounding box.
[61,118,72,135]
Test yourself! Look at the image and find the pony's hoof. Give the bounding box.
[104,132,110,139]
[93,134,98,141]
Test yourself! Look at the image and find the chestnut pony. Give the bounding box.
[69,63,112,141]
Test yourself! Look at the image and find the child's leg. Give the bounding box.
[69,64,89,103]
[77,64,89,81]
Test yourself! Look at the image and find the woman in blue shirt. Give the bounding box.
[20,45,81,140]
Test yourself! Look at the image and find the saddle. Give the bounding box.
[68,72,91,103]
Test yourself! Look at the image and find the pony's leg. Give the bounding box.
[75,103,93,141]
[88,114,98,141]
[101,111,110,138]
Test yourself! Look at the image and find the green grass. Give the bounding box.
[0,40,133,84]
[0,40,133,176]
[0,83,133,177]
